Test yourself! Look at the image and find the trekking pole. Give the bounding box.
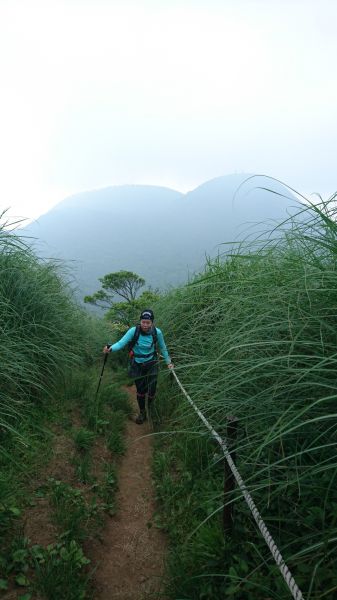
[95,343,112,400]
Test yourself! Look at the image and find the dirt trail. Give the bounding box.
[91,387,167,599]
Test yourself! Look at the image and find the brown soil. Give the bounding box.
[24,428,77,548]
[90,387,168,600]
[2,389,167,600]
[1,427,79,600]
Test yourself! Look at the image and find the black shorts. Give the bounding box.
[128,358,158,379]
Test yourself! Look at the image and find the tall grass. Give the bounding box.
[154,194,337,598]
[0,213,110,437]
[0,212,113,598]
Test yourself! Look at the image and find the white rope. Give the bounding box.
[171,368,305,600]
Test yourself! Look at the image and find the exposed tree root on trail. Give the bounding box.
[90,387,167,600]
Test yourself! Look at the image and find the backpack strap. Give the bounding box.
[152,326,158,348]
[151,327,158,358]
[128,324,141,356]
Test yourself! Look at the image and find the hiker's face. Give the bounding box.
[140,319,152,332]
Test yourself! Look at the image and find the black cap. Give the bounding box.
[140,309,154,321]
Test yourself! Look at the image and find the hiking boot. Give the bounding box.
[135,410,147,425]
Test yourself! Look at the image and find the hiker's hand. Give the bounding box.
[167,363,174,370]
[103,346,110,354]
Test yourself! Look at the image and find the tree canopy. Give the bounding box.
[84,270,159,327]
[84,270,145,308]
[105,290,160,327]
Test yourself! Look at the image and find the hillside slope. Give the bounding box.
[23,174,299,299]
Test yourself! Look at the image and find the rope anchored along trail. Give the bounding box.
[171,368,305,600]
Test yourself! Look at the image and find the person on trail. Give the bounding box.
[103,309,173,424]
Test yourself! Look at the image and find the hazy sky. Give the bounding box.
[1,0,336,222]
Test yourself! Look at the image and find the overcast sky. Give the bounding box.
[1,0,336,222]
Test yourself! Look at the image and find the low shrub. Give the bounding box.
[48,479,102,542]
[32,541,90,600]
[100,384,133,416]
[73,428,96,451]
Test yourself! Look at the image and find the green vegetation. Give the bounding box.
[0,537,90,600]
[106,410,127,455]
[73,428,96,451]
[105,288,161,326]
[48,478,103,542]
[153,196,337,599]
[84,268,160,326]
[0,213,127,598]
[32,541,90,600]
[99,384,133,415]
[84,269,146,305]
[96,462,118,510]
[9,182,337,598]
[73,451,93,485]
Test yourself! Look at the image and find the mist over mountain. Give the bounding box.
[23,174,299,301]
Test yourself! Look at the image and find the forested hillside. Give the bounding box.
[23,174,298,300]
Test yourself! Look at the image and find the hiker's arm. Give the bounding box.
[103,327,135,353]
[157,330,173,366]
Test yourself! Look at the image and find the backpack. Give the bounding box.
[128,324,158,360]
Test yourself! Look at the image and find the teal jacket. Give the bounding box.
[109,326,171,364]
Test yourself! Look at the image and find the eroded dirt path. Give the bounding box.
[91,387,167,599]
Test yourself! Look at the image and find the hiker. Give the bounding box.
[103,309,173,424]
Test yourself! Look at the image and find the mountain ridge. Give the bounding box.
[23,174,300,302]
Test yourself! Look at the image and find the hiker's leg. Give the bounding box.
[147,362,158,405]
[135,382,147,424]
[135,377,146,411]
